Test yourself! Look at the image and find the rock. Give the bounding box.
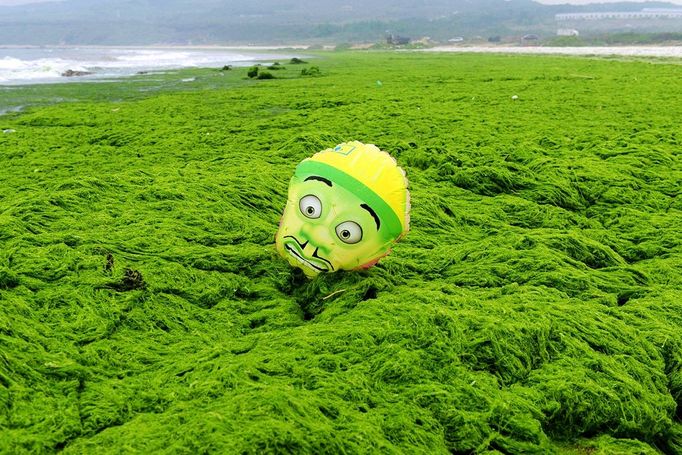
[61,69,93,77]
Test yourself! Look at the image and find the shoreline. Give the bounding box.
[3,43,682,58]
[0,46,307,86]
[423,45,682,58]
[0,44,311,50]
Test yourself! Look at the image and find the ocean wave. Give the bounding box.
[0,47,297,85]
[0,56,90,83]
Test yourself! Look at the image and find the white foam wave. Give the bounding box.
[97,49,256,69]
[0,47,298,85]
[0,56,91,83]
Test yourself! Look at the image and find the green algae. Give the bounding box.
[0,51,681,454]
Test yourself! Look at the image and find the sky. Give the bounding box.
[536,0,682,3]
[2,0,682,5]
[0,0,61,4]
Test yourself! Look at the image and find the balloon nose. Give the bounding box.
[301,223,333,254]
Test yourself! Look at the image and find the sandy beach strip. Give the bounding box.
[422,45,682,58]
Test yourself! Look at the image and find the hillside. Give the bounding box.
[0,0,679,45]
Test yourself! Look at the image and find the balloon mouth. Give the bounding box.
[283,236,333,273]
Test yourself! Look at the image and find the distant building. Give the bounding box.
[557,28,579,37]
[521,34,540,46]
[386,34,410,45]
[414,36,435,45]
[556,8,682,34]
[556,10,682,21]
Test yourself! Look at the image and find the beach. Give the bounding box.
[0,46,305,85]
[4,44,682,87]
[1,51,681,453]
[425,45,682,58]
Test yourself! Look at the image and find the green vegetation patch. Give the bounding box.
[1,51,681,454]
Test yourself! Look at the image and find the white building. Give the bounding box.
[556,10,682,21]
[555,9,682,34]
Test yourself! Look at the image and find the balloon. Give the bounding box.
[275,141,410,277]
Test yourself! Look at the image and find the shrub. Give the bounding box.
[247,66,259,78]
[301,66,321,77]
[257,71,275,80]
[267,62,285,70]
[289,57,307,64]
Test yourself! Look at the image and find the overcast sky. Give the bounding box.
[535,0,682,4]
[0,0,61,5]
[2,0,682,5]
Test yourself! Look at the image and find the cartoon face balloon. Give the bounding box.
[275,141,410,277]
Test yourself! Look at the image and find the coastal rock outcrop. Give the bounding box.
[61,69,93,77]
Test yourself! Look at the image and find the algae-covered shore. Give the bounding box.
[1,52,681,454]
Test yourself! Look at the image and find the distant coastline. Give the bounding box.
[0,46,306,85]
[424,45,682,58]
[4,43,682,57]
[4,44,682,86]
[0,44,310,50]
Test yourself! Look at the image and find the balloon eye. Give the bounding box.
[335,221,363,244]
[299,195,322,219]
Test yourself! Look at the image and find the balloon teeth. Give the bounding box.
[285,244,329,272]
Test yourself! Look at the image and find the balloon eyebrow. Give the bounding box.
[305,176,332,187]
[361,204,380,230]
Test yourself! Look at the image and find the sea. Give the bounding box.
[0,46,303,85]
[2,45,682,86]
